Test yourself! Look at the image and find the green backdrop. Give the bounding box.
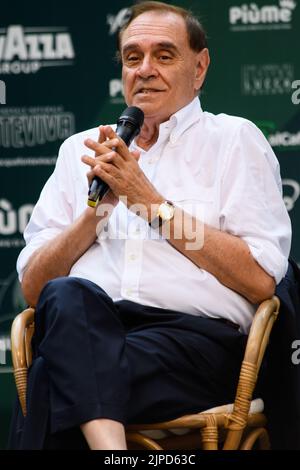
[1,0,299,448]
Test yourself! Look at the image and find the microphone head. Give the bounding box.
[118,106,144,129]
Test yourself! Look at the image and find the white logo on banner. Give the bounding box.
[0,25,75,74]
[229,0,297,31]
[0,105,75,148]
[107,8,131,35]
[109,78,124,104]
[282,179,300,211]
[268,131,300,147]
[0,336,9,365]
[0,80,5,104]
[0,199,33,241]
[242,64,294,95]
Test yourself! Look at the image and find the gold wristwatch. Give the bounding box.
[149,200,175,229]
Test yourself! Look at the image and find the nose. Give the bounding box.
[137,56,158,80]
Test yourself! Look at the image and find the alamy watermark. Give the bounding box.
[291,80,300,104]
[0,80,6,104]
[95,197,205,251]
[291,340,300,365]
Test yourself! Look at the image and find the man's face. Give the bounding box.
[120,11,209,122]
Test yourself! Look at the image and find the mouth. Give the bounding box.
[135,88,165,95]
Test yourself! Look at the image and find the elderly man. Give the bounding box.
[13,1,290,450]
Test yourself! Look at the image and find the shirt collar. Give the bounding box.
[132,96,203,151]
[166,96,203,144]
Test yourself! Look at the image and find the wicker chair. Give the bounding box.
[11,296,280,450]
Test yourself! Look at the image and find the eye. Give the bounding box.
[125,54,140,65]
[158,54,173,63]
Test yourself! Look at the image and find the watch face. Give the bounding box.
[158,202,175,221]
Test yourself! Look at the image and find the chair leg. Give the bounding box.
[239,428,270,450]
[200,415,219,450]
[126,432,164,450]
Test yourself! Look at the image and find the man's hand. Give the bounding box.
[81,126,163,220]
[82,126,120,208]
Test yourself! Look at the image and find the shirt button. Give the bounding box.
[129,254,137,261]
[126,288,133,295]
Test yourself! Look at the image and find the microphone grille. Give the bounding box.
[118,106,144,128]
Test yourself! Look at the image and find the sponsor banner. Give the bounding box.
[256,120,300,150]
[0,155,57,168]
[105,8,129,108]
[0,105,75,149]
[229,0,297,31]
[283,178,300,211]
[0,25,75,75]
[0,198,33,243]
[109,78,124,104]
[106,7,131,35]
[269,130,300,148]
[0,79,5,103]
[241,63,294,96]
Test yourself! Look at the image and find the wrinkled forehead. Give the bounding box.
[120,11,189,51]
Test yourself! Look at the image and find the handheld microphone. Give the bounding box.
[87,106,144,207]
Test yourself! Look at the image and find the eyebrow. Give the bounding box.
[122,41,179,56]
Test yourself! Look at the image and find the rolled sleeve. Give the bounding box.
[17,228,64,282]
[245,239,288,285]
[220,120,291,285]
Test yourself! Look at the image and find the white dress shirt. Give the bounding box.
[17,97,291,333]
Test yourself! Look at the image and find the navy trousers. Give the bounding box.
[9,276,247,449]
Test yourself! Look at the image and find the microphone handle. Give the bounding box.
[87,177,109,207]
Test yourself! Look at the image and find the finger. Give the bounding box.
[82,152,116,166]
[82,155,97,167]
[102,125,118,140]
[100,150,125,169]
[81,151,125,170]
[102,126,132,162]
[84,137,119,154]
[96,161,119,177]
[93,163,116,187]
[97,125,106,144]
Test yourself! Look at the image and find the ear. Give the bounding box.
[194,48,210,91]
